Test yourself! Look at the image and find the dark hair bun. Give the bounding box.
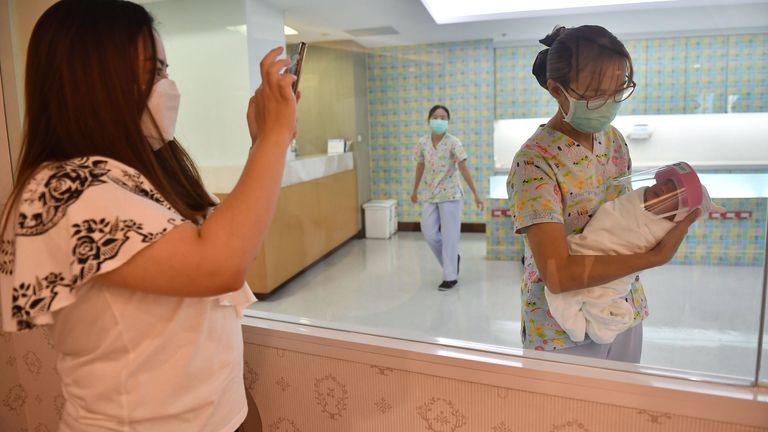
[531,49,549,89]
[539,25,567,47]
[531,25,568,89]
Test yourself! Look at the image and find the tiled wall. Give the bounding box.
[486,197,767,266]
[368,34,766,223]
[729,34,768,112]
[367,40,495,223]
[486,198,525,261]
[494,45,557,118]
[243,343,767,432]
[675,198,767,266]
[495,33,767,119]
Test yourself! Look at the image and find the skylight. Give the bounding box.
[420,0,680,24]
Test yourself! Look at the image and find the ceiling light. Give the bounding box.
[226,25,298,36]
[226,25,247,36]
[420,0,680,24]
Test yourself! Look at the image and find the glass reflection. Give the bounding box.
[144,0,768,385]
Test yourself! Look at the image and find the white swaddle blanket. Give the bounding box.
[545,187,674,344]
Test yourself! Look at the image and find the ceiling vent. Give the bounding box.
[345,26,399,37]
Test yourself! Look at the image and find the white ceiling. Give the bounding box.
[268,0,768,47]
[141,0,768,48]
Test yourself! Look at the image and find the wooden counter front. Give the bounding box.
[219,169,359,297]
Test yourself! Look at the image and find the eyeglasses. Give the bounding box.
[565,80,636,110]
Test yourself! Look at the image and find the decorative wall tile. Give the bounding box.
[686,36,728,114]
[622,39,649,115]
[646,38,688,114]
[486,199,525,261]
[2,327,766,431]
[487,197,766,266]
[416,396,467,431]
[727,33,768,113]
[0,329,61,431]
[314,374,349,420]
[0,335,26,431]
[244,343,768,432]
[495,46,557,119]
[369,34,766,223]
[672,197,767,266]
[368,40,495,223]
[492,32,766,118]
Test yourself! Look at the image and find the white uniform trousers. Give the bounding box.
[421,199,462,281]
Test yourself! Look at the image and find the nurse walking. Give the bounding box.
[411,105,483,290]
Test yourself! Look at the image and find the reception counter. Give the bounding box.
[216,153,360,297]
[487,173,768,266]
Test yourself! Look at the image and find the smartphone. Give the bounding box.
[287,42,307,94]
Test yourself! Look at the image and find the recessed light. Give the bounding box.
[226,25,298,36]
[225,25,247,36]
[420,0,680,24]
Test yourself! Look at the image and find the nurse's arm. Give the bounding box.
[526,212,699,293]
[411,162,425,203]
[457,160,483,210]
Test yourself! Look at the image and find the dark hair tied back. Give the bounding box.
[539,25,567,47]
[532,26,567,88]
[530,25,633,92]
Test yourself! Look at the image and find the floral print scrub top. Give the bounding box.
[506,125,650,351]
[414,133,468,203]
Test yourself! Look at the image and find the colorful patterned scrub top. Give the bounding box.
[506,125,650,351]
[414,133,468,203]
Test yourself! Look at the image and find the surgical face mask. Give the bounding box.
[558,84,622,133]
[141,78,180,151]
[429,118,448,134]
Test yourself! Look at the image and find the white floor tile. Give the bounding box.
[248,232,766,380]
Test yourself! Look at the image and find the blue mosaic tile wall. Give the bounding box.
[486,198,767,266]
[367,40,495,223]
[495,46,557,118]
[367,34,766,223]
[495,33,767,118]
[673,198,767,266]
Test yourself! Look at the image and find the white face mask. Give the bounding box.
[141,78,180,151]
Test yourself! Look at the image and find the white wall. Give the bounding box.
[0,0,57,174]
[245,0,285,92]
[494,113,768,171]
[1,70,13,207]
[146,0,285,193]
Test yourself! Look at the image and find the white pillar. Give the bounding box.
[245,0,286,93]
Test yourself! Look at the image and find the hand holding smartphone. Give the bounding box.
[287,42,307,94]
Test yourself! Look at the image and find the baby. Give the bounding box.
[545,162,724,344]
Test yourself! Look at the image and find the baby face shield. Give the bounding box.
[612,162,704,222]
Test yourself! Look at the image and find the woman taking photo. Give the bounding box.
[1,0,296,430]
[507,25,699,361]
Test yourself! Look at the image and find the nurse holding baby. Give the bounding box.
[507,25,701,361]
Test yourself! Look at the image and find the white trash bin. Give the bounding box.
[362,199,398,239]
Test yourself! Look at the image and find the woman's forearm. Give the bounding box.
[198,134,290,269]
[98,134,292,297]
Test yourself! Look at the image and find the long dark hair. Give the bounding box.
[532,25,634,91]
[2,0,214,235]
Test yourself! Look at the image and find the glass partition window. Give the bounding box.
[145,0,768,386]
